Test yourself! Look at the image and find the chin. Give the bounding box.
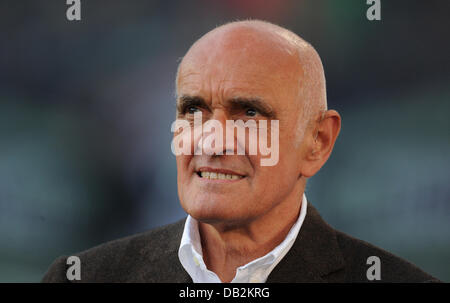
[182,198,248,224]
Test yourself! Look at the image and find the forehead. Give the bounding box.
[177,27,302,103]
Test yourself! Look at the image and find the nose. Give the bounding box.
[195,110,235,156]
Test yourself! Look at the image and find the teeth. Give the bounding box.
[200,171,242,180]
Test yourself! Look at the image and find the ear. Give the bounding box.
[300,110,341,178]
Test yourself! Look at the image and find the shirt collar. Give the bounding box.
[178,194,308,283]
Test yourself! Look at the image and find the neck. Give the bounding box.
[198,183,305,282]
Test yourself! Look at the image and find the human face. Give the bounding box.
[175,29,307,226]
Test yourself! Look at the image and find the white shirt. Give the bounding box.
[178,194,308,283]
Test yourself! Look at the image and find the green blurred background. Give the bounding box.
[0,0,449,282]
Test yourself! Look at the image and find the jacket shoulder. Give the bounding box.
[334,229,440,282]
[41,219,186,283]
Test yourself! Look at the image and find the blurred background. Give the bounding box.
[0,0,449,282]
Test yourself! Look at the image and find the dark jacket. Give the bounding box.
[42,203,439,282]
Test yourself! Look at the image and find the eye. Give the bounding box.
[245,108,257,117]
[186,106,200,114]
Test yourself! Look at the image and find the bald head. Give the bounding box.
[176,20,327,141]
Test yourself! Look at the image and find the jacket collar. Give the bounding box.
[137,202,344,283]
[266,203,345,282]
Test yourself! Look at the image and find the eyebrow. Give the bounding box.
[177,95,276,118]
[176,95,209,114]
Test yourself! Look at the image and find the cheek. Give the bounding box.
[176,155,194,211]
[176,155,193,183]
[252,141,300,190]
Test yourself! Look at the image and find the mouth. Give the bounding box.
[195,167,245,181]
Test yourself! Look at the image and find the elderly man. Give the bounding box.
[42,20,438,283]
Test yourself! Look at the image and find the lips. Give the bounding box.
[196,167,245,180]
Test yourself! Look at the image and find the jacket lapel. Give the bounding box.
[131,219,193,283]
[266,203,345,282]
